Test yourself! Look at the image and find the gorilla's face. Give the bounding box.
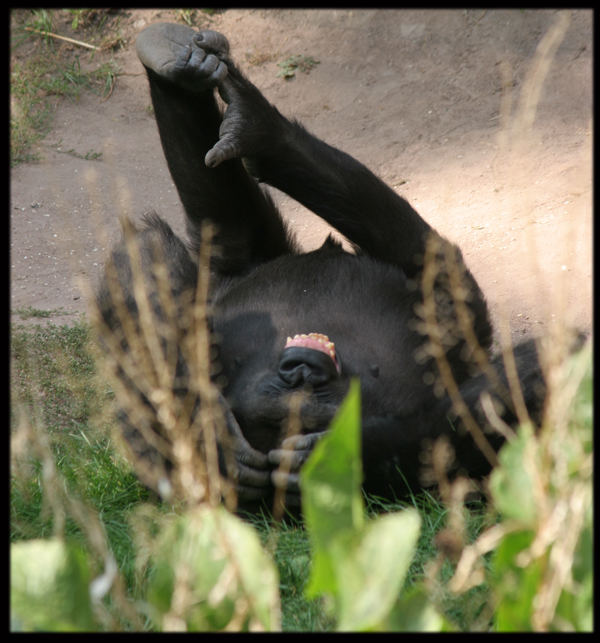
[212,249,427,452]
[213,305,347,453]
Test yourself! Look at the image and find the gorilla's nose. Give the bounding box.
[278,346,340,387]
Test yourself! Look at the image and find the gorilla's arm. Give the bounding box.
[207,65,432,279]
[255,123,434,280]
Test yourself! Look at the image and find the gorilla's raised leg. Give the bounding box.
[136,23,297,276]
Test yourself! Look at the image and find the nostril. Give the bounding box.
[278,346,339,387]
[278,360,311,387]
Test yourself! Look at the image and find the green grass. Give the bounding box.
[10,322,149,593]
[13,306,71,320]
[10,52,118,165]
[247,511,335,631]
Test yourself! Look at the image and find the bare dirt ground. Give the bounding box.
[10,9,592,348]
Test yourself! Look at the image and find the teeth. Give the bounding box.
[287,333,336,357]
[284,332,340,374]
[292,333,331,345]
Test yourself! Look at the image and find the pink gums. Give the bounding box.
[284,332,341,374]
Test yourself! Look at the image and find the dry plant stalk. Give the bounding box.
[24,25,100,50]
[420,232,500,469]
[271,391,305,521]
[91,194,314,517]
[418,8,576,501]
[90,216,236,510]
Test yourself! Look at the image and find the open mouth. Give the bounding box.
[284,332,341,375]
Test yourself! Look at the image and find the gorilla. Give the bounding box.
[96,23,549,512]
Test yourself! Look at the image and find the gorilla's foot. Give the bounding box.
[136,22,229,91]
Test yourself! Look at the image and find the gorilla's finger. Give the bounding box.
[280,431,326,451]
[271,470,300,492]
[210,61,229,84]
[205,137,240,168]
[267,448,309,470]
[215,74,243,106]
[236,443,269,470]
[220,396,269,470]
[236,463,271,488]
[187,49,222,78]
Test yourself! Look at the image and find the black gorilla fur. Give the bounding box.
[97,24,550,512]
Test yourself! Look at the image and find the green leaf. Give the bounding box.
[488,423,539,525]
[300,379,364,598]
[491,530,542,631]
[383,585,450,632]
[146,505,280,631]
[554,576,593,631]
[299,382,436,631]
[552,502,593,631]
[336,509,421,631]
[567,344,593,455]
[11,538,96,631]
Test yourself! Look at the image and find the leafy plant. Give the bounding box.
[66,9,92,31]
[142,505,281,631]
[300,380,446,631]
[277,55,320,79]
[27,9,54,42]
[488,346,592,631]
[445,343,593,631]
[11,538,96,631]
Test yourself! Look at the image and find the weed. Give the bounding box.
[177,9,197,26]
[66,9,107,31]
[58,148,103,161]
[28,9,53,42]
[9,9,120,166]
[277,55,320,80]
[177,9,221,27]
[245,51,278,66]
[13,307,70,320]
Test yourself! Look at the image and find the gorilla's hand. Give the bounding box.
[267,431,326,506]
[220,400,272,502]
[204,60,287,171]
